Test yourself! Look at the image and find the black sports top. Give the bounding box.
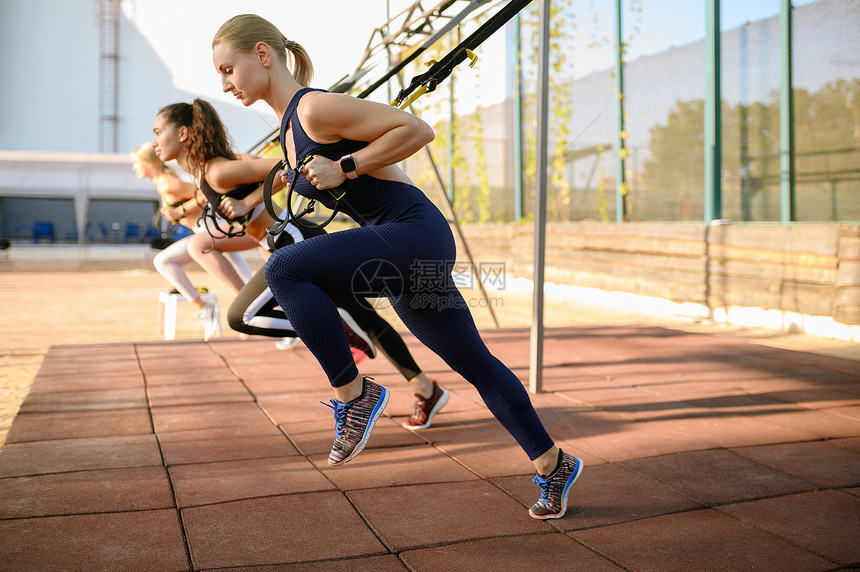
[280,87,430,226]
[198,177,262,222]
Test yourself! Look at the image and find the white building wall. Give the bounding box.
[0,1,101,152]
[0,0,277,156]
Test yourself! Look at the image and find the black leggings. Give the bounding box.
[226,226,421,381]
[265,198,555,461]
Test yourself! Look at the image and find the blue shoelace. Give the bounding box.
[533,474,553,501]
[322,399,352,438]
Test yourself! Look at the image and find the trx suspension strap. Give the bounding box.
[262,0,532,232]
[354,0,492,100]
[392,0,532,108]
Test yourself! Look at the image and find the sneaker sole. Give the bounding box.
[337,308,377,359]
[330,385,389,466]
[529,457,584,520]
[402,389,450,431]
[203,322,217,342]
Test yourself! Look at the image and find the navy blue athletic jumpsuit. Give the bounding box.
[265,88,554,460]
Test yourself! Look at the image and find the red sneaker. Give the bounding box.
[351,347,367,364]
[338,308,376,358]
[402,381,449,430]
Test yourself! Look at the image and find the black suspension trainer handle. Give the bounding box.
[262,156,345,233]
[263,159,288,234]
[152,209,178,238]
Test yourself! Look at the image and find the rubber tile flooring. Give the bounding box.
[1,325,859,571]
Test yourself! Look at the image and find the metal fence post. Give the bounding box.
[780,0,796,222]
[529,0,551,395]
[705,0,722,222]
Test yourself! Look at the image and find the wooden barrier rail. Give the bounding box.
[455,222,860,325]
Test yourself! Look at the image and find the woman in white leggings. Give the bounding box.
[131,142,253,340]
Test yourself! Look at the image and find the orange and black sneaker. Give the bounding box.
[323,377,389,465]
[529,450,584,519]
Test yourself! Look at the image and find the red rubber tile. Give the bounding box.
[146,380,254,407]
[281,416,425,457]
[159,425,298,465]
[137,352,226,374]
[572,509,834,571]
[401,534,622,571]
[309,443,479,490]
[28,370,145,393]
[731,440,860,488]
[181,492,386,568]
[744,408,860,439]
[169,456,334,507]
[411,408,513,446]
[18,387,147,413]
[547,410,707,462]
[150,402,273,433]
[0,435,162,477]
[750,385,860,410]
[46,343,138,359]
[643,412,817,449]
[0,510,188,571]
[720,490,860,566]
[5,408,153,443]
[144,366,238,386]
[623,449,814,506]
[553,382,664,411]
[242,372,329,396]
[636,380,759,403]
[347,480,547,551]
[831,404,860,421]
[212,554,407,571]
[436,441,548,479]
[257,389,341,425]
[35,357,142,378]
[134,340,210,358]
[212,554,408,571]
[0,466,173,518]
[832,436,860,452]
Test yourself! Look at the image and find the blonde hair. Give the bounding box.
[213,14,314,87]
[130,142,177,177]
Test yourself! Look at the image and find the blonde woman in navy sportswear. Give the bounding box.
[153,97,449,430]
[211,13,583,519]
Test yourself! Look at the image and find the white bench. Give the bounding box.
[157,291,221,341]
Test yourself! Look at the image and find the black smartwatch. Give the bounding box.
[340,154,358,179]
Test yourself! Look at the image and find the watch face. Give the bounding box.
[341,157,357,173]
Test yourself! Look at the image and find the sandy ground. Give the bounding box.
[2,251,858,452]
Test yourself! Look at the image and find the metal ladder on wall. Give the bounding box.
[95,0,120,153]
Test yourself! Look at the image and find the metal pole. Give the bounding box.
[529,0,550,395]
[614,0,628,222]
[448,30,456,204]
[386,0,392,104]
[704,0,722,221]
[512,14,524,222]
[780,0,795,222]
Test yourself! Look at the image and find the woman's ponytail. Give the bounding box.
[285,39,313,87]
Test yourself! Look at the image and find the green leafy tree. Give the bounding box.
[643,79,860,221]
